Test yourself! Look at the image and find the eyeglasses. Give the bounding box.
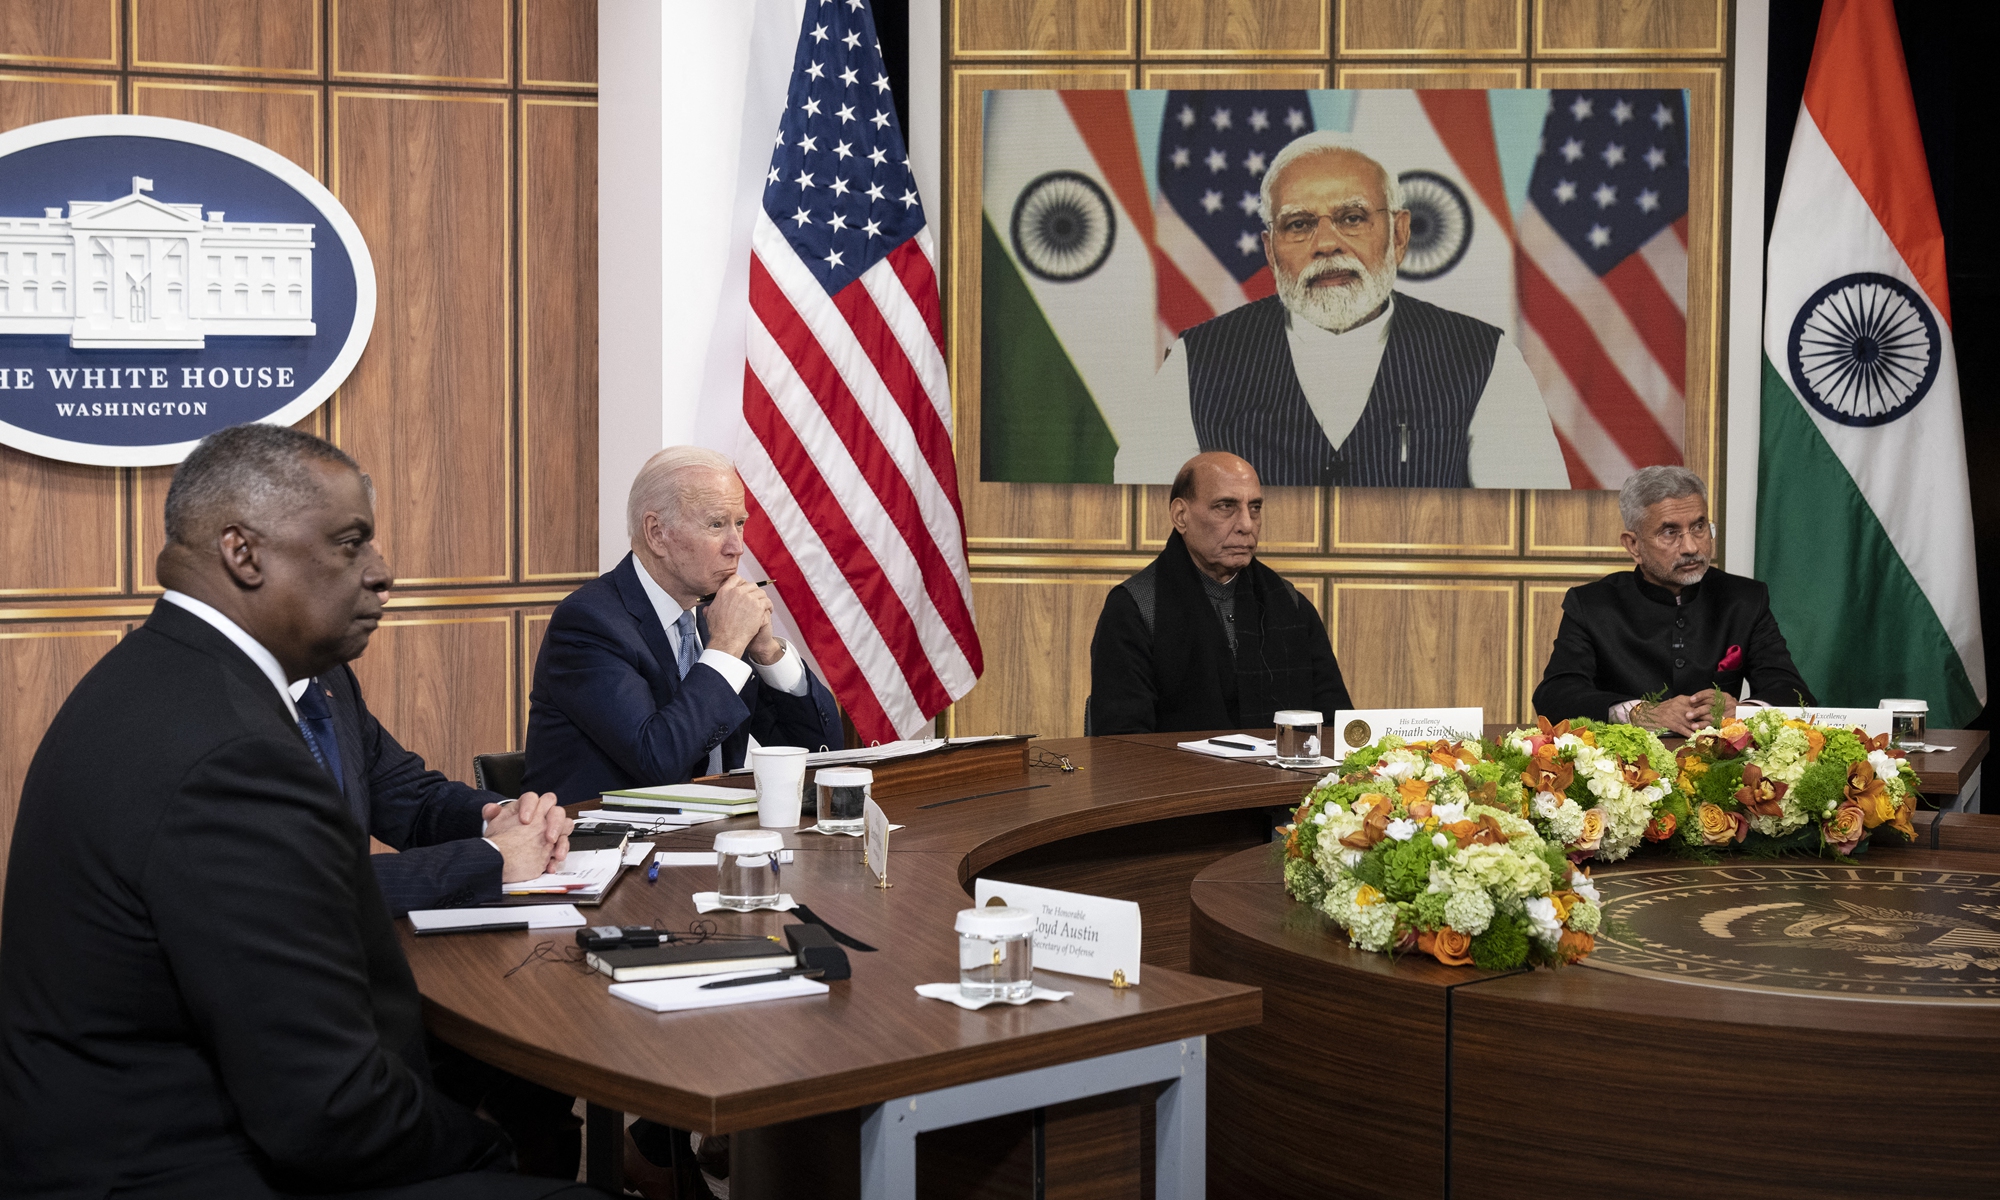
[1272,206,1388,244]
[1647,518,1712,547]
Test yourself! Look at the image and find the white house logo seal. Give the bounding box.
[0,115,375,466]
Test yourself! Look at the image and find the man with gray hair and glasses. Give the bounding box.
[1534,465,1815,735]
[1137,130,1568,488]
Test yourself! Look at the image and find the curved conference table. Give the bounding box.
[400,734,1312,1198]
[403,729,1990,1198]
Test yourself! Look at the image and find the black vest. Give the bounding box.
[1183,291,1502,487]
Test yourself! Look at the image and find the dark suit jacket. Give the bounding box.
[312,665,507,917]
[523,554,842,801]
[1533,567,1817,722]
[0,602,507,1198]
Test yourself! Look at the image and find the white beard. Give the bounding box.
[1273,250,1397,334]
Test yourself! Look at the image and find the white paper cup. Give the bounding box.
[750,745,809,827]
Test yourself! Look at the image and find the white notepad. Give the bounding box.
[408,904,586,932]
[609,970,829,1012]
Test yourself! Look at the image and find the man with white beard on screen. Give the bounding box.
[1141,131,1569,488]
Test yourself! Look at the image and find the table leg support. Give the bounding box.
[585,1102,624,1194]
[858,1036,1205,1200]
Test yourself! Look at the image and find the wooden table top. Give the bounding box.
[406,737,1303,1134]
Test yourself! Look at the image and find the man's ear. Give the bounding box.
[1168,497,1190,533]
[643,511,675,559]
[1391,208,1411,265]
[217,524,265,589]
[1618,529,1642,564]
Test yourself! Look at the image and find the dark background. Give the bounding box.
[1767,0,1998,732]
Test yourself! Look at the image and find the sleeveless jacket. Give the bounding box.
[1183,291,1502,487]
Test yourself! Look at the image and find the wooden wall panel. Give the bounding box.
[954,0,1134,59]
[0,623,122,895]
[1335,64,1526,88]
[1535,0,1728,57]
[521,98,597,581]
[331,92,511,585]
[332,0,511,85]
[520,0,594,88]
[1338,0,1524,58]
[0,74,121,597]
[130,0,320,77]
[953,66,1134,552]
[1141,0,1326,58]
[0,0,118,67]
[955,576,1123,738]
[1527,489,1625,556]
[1332,488,1517,555]
[1522,581,1572,719]
[1138,485,1321,553]
[347,613,513,782]
[520,606,552,746]
[1330,581,1518,721]
[1138,65,1326,88]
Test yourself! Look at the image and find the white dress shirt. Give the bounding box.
[160,591,299,722]
[1130,298,1572,488]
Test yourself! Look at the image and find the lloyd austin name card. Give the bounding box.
[973,879,1141,986]
[1333,708,1485,752]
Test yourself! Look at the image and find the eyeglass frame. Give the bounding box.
[1268,204,1398,245]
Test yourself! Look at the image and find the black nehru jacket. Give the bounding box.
[1533,566,1816,723]
[1090,530,1351,734]
[0,601,517,1197]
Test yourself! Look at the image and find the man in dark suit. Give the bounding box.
[525,445,841,801]
[296,664,567,917]
[1534,465,1815,734]
[0,424,592,1198]
[1090,452,1351,735]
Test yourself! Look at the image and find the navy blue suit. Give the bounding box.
[524,554,843,801]
[309,666,509,917]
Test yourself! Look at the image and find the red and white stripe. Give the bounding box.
[1515,205,1688,489]
[740,212,982,741]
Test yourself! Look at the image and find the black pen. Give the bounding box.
[695,579,773,605]
[698,966,825,990]
[414,920,530,936]
[1209,737,1260,750]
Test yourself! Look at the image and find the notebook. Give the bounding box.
[597,783,760,815]
[587,939,797,982]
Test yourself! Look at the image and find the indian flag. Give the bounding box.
[1756,0,1985,725]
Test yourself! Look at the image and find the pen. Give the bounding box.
[646,858,660,884]
[698,967,825,990]
[1209,737,1260,750]
[695,579,772,605]
[414,920,530,936]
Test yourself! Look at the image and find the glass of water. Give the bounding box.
[956,906,1036,1002]
[1273,709,1323,766]
[714,829,784,910]
[814,767,871,834]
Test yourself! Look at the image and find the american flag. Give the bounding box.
[741,0,981,741]
[1516,89,1691,488]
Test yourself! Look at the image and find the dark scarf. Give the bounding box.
[1149,531,1316,730]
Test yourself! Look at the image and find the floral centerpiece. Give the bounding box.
[1492,717,1676,863]
[1660,709,1920,857]
[1282,736,1602,969]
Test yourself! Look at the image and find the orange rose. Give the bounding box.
[1417,926,1475,966]
[1696,802,1736,846]
[1574,808,1606,852]
[1399,777,1433,808]
[1406,798,1434,820]
[1556,930,1595,964]
[1823,803,1865,854]
[1644,811,1677,841]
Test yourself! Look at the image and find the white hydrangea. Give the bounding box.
[1523,896,1564,946]
[1542,798,1586,845]
[1442,887,1495,935]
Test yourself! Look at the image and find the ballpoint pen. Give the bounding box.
[698,967,825,990]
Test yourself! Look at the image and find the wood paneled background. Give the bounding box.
[0,0,597,891]
[0,1,1738,889]
[944,0,1734,741]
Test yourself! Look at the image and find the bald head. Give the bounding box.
[1169,453,1261,582]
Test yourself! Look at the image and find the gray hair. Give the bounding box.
[627,445,737,545]
[1619,465,1707,531]
[163,422,361,547]
[1257,132,1406,228]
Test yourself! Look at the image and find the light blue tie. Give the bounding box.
[674,609,699,680]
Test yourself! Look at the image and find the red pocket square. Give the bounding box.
[1718,644,1744,672]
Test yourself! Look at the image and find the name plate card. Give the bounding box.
[863,798,891,886]
[1762,706,1890,737]
[973,878,1141,985]
[1333,707,1485,752]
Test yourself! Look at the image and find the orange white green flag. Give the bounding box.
[1757,0,1984,725]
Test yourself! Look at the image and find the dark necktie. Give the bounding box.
[294,679,346,793]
